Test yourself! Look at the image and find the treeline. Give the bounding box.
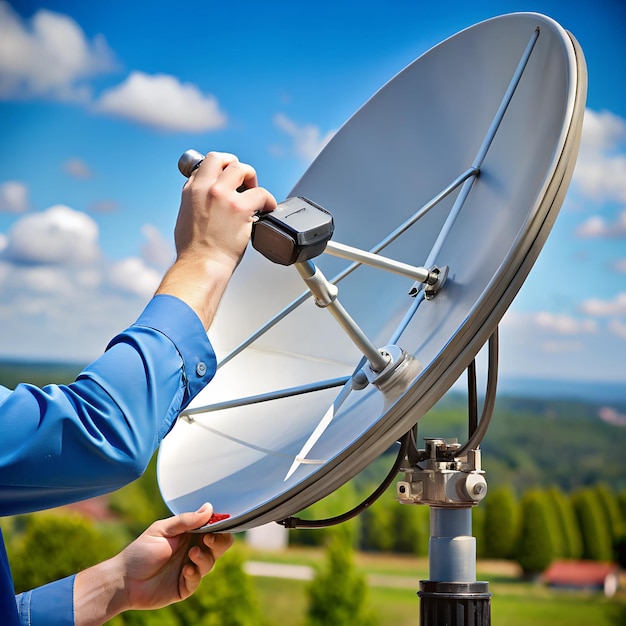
[290,479,626,577]
[417,392,626,493]
[477,483,625,575]
[4,459,624,624]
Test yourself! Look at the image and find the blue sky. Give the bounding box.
[0,0,625,387]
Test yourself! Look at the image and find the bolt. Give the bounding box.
[473,483,486,496]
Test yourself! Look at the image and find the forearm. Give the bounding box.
[156,256,235,331]
[15,560,129,626]
[73,558,128,626]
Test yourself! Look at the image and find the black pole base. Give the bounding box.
[418,581,491,626]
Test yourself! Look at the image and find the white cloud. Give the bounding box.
[576,210,626,238]
[0,1,116,101]
[96,71,227,132]
[0,3,226,134]
[495,308,626,383]
[576,215,607,237]
[580,108,626,153]
[89,199,119,214]
[63,158,93,179]
[141,224,174,271]
[572,109,626,203]
[0,181,28,213]
[580,293,626,317]
[0,205,169,360]
[273,113,336,161]
[609,319,626,340]
[613,259,626,273]
[501,310,597,350]
[18,265,75,295]
[108,257,162,298]
[534,311,598,335]
[3,205,100,265]
[541,340,585,354]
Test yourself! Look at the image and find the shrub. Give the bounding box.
[306,527,378,626]
[8,512,119,593]
[482,485,519,559]
[547,486,582,559]
[514,489,556,577]
[571,488,614,562]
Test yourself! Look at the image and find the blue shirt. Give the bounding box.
[0,294,216,625]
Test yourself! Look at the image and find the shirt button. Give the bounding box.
[196,362,207,377]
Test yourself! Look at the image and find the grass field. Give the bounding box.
[246,548,626,626]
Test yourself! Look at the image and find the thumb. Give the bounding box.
[162,503,214,537]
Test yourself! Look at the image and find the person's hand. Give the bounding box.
[156,151,277,328]
[176,151,276,272]
[74,503,234,625]
[112,502,233,609]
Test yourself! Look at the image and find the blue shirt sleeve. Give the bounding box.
[1,294,216,625]
[0,294,216,517]
[15,576,75,626]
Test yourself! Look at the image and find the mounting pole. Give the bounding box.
[397,439,491,625]
[419,506,491,626]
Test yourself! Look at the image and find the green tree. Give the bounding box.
[543,489,567,560]
[177,543,265,626]
[571,488,613,562]
[593,483,624,546]
[548,486,582,559]
[290,481,360,548]
[360,487,395,553]
[473,502,487,559]
[108,455,171,537]
[8,512,119,593]
[482,485,519,559]
[306,527,378,626]
[617,490,626,521]
[392,499,430,556]
[514,489,556,577]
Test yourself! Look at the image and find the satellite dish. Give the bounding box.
[157,12,587,532]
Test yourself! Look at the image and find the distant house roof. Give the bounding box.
[63,495,118,522]
[542,560,619,597]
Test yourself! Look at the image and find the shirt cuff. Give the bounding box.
[16,575,75,625]
[129,294,217,407]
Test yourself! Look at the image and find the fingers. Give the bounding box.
[219,158,259,191]
[190,151,277,216]
[202,531,234,554]
[180,532,233,597]
[248,186,278,215]
[191,151,250,192]
[191,151,239,185]
[183,534,232,582]
[159,502,215,537]
[181,557,203,596]
[186,544,215,578]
